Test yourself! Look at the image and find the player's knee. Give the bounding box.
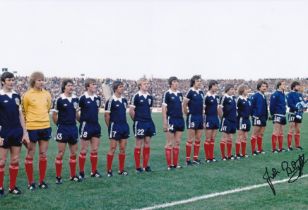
[10,155,20,164]
[57,151,64,159]
[39,152,47,159]
[0,158,6,166]
[91,148,98,153]
[119,148,125,154]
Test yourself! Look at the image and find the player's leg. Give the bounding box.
[210,129,218,161]
[78,139,89,179]
[277,124,285,152]
[55,142,66,184]
[135,138,143,172]
[226,133,234,160]
[294,123,302,149]
[186,129,195,165]
[106,139,117,177]
[165,131,173,170]
[235,130,243,159]
[0,147,8,196]
[68,142,79,181]
[118,139,128,175]
[90,137,101,177]
[204,129,212,162]
[251,126,259,155]
[38,140,49,188]
[220,132,227,160]
[257,126,266,154]
[173,131,183,168]
[143,136,152,171]
[25,141,37,190]
[193,129,202,164]
[241,131,248,157]
[272,123,279,152]
[287,122,295,150]
[8,146,21,194]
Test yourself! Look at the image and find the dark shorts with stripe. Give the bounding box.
[237,117,251,132]
[167,117,185,133]
[56,124,78,145]
[288,113,302,123]
[28,127,52,142]
[108,122,130,140]
[273,115,287,125]
[186,114,204,130]
[133,120,156,138]
[79,122,101,140]
[219,118,236,134]
[0,126,23,148]
[205,115,220,130]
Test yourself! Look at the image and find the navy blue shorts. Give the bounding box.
[219,118,236,134]
[273,115,287,125]
[205,115,220,130]
[56,124,78,145]
[108,122,130,140]
[133,121,156,138]
[79,122,101,140]
[186,114,204,130]
[288,113,302,123]
[252,116,267,127]
[28,127,52,142]
[167,117,185,133]
[237,117,251,132]
[0,126,23,148]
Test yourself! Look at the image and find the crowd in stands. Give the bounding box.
[14,76,308,108]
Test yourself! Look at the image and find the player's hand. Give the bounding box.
[0,137,4,146]
[22,132,30,148]
[163,121,168,132]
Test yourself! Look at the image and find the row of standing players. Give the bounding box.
[0,72,306,196]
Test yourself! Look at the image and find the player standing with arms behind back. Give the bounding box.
[52,79,81,183]
[287,81,307,150]
[78,78,102,179]
[204,80,220,163]
[162,77,185,170]
[250,80,268,156]
[22,71,52,190]
[0,72,30,196]
[270,80,287,153]
[129,78,156,173]
[105,81,130,177]
[182,75,204,165]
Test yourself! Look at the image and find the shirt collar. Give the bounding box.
[84,91,97,99]
[112,94,123,102]
[0,89,17,97]
[60,93,76,101]
[238,95,248,100]
[190,87,201,93]
[168,89,179,94]
[206,91,216,97]
[138,91,149,98]
[224,93,233,98]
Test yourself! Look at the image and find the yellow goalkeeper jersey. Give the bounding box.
[22,88,52,130]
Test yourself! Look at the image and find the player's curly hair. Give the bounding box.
[190,75,201,87]
[61,79,74,93]
[29,71,44,88]
[276,80,285,89]
[256,80,268,91]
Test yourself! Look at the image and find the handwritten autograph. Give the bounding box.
[263,154,308,195]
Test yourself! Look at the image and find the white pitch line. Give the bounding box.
[137,174,308,210]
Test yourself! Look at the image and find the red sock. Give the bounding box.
[251,136,257,154]
[204,141,210,160]
[55,156,62,178]
[186,142,192,161]
[79,152,86,173]
[9,163,19,190]
[39,156,47,184]
[235,142,241,155]
[107,154,114,171]
[173,147,179,166]
[220,141,226,158]
[287,133,292,148]
[165,147,172,167]
[241,141,246,156]
[295,134,300,147]
[118,153,125,172]
[272,134,277,151]
[210,139,215,159]
[278,135,283,150]
[227,140,232,157]
[143,147,150,168]
[69,155,77,177]
[134,148,141,169]
[0,164,4,189]
[90,152,98,173]
[193,141,200,160]
[25,156,34,185]
[257,136,263,152]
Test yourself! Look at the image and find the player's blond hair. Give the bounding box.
[137,77,148,90]
[29,71,44,88]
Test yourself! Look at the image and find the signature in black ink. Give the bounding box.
[263,154,308,195]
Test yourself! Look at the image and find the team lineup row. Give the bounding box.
[0,72,307,196]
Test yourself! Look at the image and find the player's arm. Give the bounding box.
[129,94,137,120]
[52,98,59,125]
[218,96,224,118]
[21,93,28,121]
[104,100,111,127]
[269,94,276,117]
[19,109,30,145]
[287,94,297,111]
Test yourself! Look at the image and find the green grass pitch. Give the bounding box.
[1,113,308,210]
